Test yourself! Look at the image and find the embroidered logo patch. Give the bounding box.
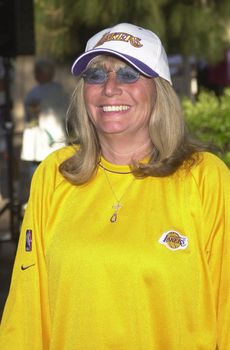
[159,230,188,251]
[25,229,32,252]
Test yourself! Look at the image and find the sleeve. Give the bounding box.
[0,152,61,350]
[200,155,230,350]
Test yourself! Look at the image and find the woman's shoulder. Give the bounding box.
[194,151,229,170]
[41,145,77,167]
[189,151,230,184]
[32,145,77,184]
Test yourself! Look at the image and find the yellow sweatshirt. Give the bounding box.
[0,146,230,350]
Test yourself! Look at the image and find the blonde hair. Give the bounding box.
[60,57,205,184]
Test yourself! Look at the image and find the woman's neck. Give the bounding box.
[99,135,153,165]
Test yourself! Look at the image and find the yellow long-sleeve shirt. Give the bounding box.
[0,146,230,349]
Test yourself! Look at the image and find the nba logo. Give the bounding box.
[25,229,32,251]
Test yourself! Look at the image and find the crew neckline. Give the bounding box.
[99,156,133,174]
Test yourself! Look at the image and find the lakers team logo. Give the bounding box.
[94,32,143,48]
[159,230,188,251]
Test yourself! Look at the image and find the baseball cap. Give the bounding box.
[71,23,172,84]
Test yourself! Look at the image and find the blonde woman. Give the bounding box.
[1,23,229,350]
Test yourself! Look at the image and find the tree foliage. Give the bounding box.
[183,89,230,167]
[34,0,230,62]
[165,1,230,62]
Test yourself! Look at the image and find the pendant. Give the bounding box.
[110,212,117,223]
[110,202,122,223]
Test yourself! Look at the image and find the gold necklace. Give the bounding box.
[102,166,135,223]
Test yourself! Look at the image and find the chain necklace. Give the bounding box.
[102,165,135,223]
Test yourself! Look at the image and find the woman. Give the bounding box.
[0,23,229,350]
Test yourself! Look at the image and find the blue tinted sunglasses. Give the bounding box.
[82,66,140,84]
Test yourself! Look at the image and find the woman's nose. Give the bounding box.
[102,71,122,96]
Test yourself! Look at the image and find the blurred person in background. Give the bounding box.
[20,57,68,187]
[0,23,229,350]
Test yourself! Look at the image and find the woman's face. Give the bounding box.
[83,57,156,141]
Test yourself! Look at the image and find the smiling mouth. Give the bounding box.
[102,105,130,112]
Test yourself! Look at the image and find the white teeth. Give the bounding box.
[102,105,129,112]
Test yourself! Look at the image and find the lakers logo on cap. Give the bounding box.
[159,230,188,251]
[94,32,143,48]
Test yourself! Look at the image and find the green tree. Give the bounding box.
[34,0,230,62]
[183,88,230,167]
[165,1,230,62]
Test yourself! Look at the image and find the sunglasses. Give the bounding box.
[82,66,140,84]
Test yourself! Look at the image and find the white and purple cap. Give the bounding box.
[71,23,172,84]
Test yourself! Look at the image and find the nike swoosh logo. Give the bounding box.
[21,263,36,270]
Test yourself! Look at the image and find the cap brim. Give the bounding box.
[71,48,159,78]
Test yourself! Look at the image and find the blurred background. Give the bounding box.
[0,0,230,317]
